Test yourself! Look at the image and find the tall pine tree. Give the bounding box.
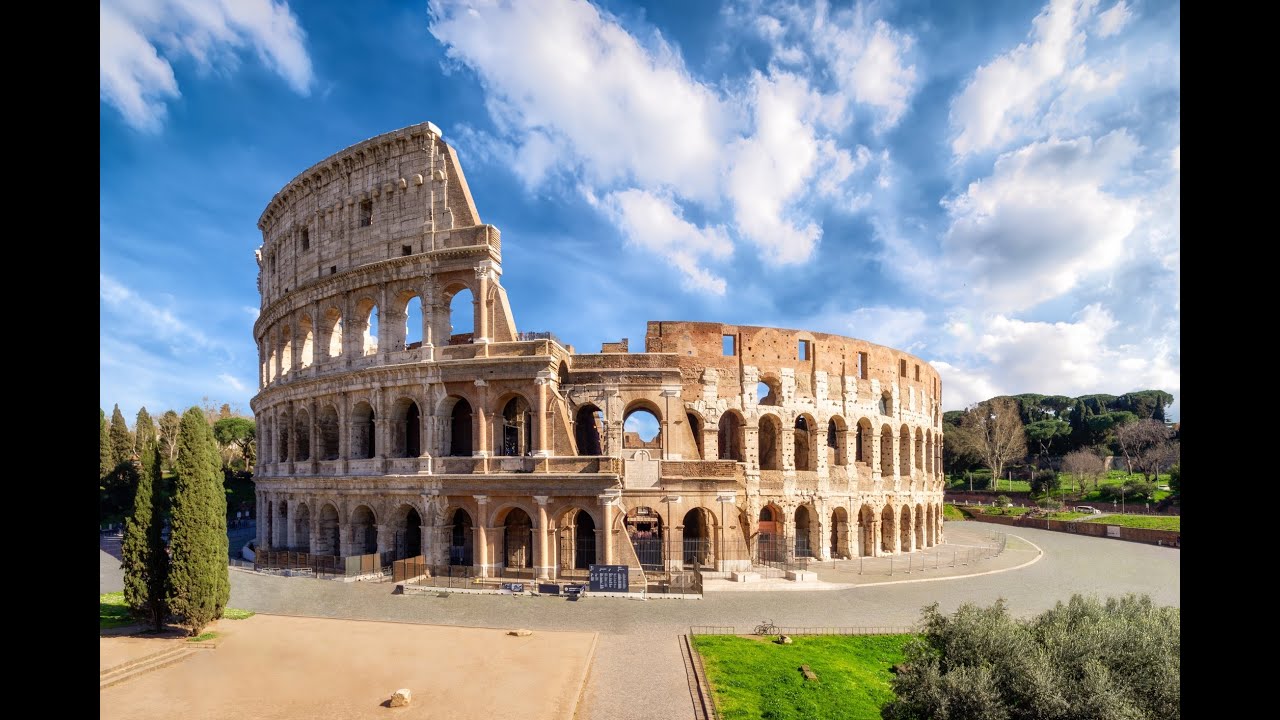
[134,407,156,457]
[167,407,229,636]
[109,404,134,468]
[100,408,113,479]
[121,443,169,630]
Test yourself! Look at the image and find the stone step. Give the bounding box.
[99,647,197,690]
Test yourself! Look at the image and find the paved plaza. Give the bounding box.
[100,521,1180,720]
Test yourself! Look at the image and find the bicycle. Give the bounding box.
[754,619,778,636]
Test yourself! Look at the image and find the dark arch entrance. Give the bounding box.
[449,509,473,566]
[574,510,596,569]
[318,504,339,556]
[500,397,532,456]
[503,509,534,572]
[625,508,664,571]
[757,504,783,562]
[794,506,813,558]
[450,399,473,456]
[575,405,603,455]
[351,506,377,555]
[405,402,420,457]
[403,507,422,558]
[682,508,714,568]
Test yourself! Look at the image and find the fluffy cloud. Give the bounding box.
[100,0,313,132]
[950,0,1101,156]
[601,189,733,295]
[808,305,929,353]
[1095,1,1133,37]
[940,131,1140,312]
[936,305,1179,417]
[100,273,222,355]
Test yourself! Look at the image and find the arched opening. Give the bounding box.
[276,409,291,462]
[794,505,813,557]
[449,399,473,456]
[449,509,473,566]
[686,412,704,459]
[294,503,311,551]
[405,402,420,457]
[915,504,925,550]
[448,288,474,343]
[757,378,780,406]
[500,396,532,456]
[830,507,850,558]
[362,303,379,355]
[682,507,714,568]
[351,505,377,555]
[299,315,314,368]
[857,418,873,464]
[623,407,661,450]
[880,391,892,416]
[757,504,783,562]
[717,411,744,461]
[827,416,848,466]
[758,415,781,470]
[880,505,896,554]
[625,507,664,571]
[574,405,604,455]
[293,408,311,461]
[880,425,894,476]
[404,296,423,349]
[317,405,339,460]
[351,402,375,459]
[266,342,277,383]
[274,501,286,546]
[279,330,293,375]
[390,505,422,559]
[900,505,913,552]
[794,415,814,471]
[858,505,875,557]
[317,503,340,556]
[900,425,912,476]
[324,307,343,358]
[502,508,533,571]
[558,508,597,572]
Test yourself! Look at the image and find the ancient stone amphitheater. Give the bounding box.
[251,121,945,584]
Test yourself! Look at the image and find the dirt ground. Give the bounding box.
[100,614,597,720]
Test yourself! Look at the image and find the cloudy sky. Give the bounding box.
[100,0,1179,424]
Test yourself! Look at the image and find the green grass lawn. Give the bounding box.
[100,592,257,630]
[692,634,912,720]
[1082,514,1180,531]
[99,592,134,630]
[943,504,967,521]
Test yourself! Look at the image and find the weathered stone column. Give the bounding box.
[534,496,552,580]
[533,373,551,457]
[473,495,490,576]
[473,380,490,457]
[598,495,615,566]
[474,264,491,344]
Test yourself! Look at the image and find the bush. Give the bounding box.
[1029,469,1060,495]
[1037,497,1064,511]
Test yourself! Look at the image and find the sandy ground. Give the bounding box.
[100,614,597,720]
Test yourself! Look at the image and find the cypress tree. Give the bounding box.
[134,407,156,457]
[167,407,229,636]
[110,404,134,468]
[100,408,113,479]
[121,443,169,630]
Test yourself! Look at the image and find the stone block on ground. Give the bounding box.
[785,570,816,582]
[731,571,761,583]
[508,629,533,637]
[389,688,411,707]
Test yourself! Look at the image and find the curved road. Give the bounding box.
[100,521,1179,720]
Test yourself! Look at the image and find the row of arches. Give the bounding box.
[718,410,941,476]
[754,501,942,559]
[260,286,477,387]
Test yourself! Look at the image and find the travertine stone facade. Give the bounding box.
[251,122,945,581]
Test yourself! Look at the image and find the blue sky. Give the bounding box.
[100,0,1180,425]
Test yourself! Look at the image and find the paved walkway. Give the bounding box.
[100,521,1179,720]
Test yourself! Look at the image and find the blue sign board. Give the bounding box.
[589,564,629,593]
[537,583,560,596]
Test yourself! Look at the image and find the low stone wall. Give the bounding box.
[961,511,1179,548]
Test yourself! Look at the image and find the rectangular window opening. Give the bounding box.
[798,339,811,361]
[915,364,920,381]
[301,228,310,251]
[858,352,868,380]
[899,359,907,377]
[330,266,337,275]
[359,199,373,227]
[722,334,736,356]
[402,245,412,256]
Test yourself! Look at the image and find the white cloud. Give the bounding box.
[950,0,1101,156]
[602,189,733,295]
[936,305,1179,416]
[100,272,220,353]
[809,306,929,352]
[218,373,249,393]
[815,5,918,130]
[939,131,1140,312]
[1095,2,1133,37]
[100,0,313,132]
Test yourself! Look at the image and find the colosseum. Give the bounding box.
[251,121,945,589]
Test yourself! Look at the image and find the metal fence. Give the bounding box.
[253,549,392,579]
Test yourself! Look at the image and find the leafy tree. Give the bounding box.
[134,407,156,457]
[884,594,1180,720]
[167,407,229,636]
[212,417,256,470]
[1029,469,1060,496]
[100,408,113,479]
[158,410,182,469]
[1025,418,1071,468]
[121,443,169,630]
[1167,463,1179,496]
[109,404,134,468]
[995,494,1012,510]
[952,397,1027,488]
